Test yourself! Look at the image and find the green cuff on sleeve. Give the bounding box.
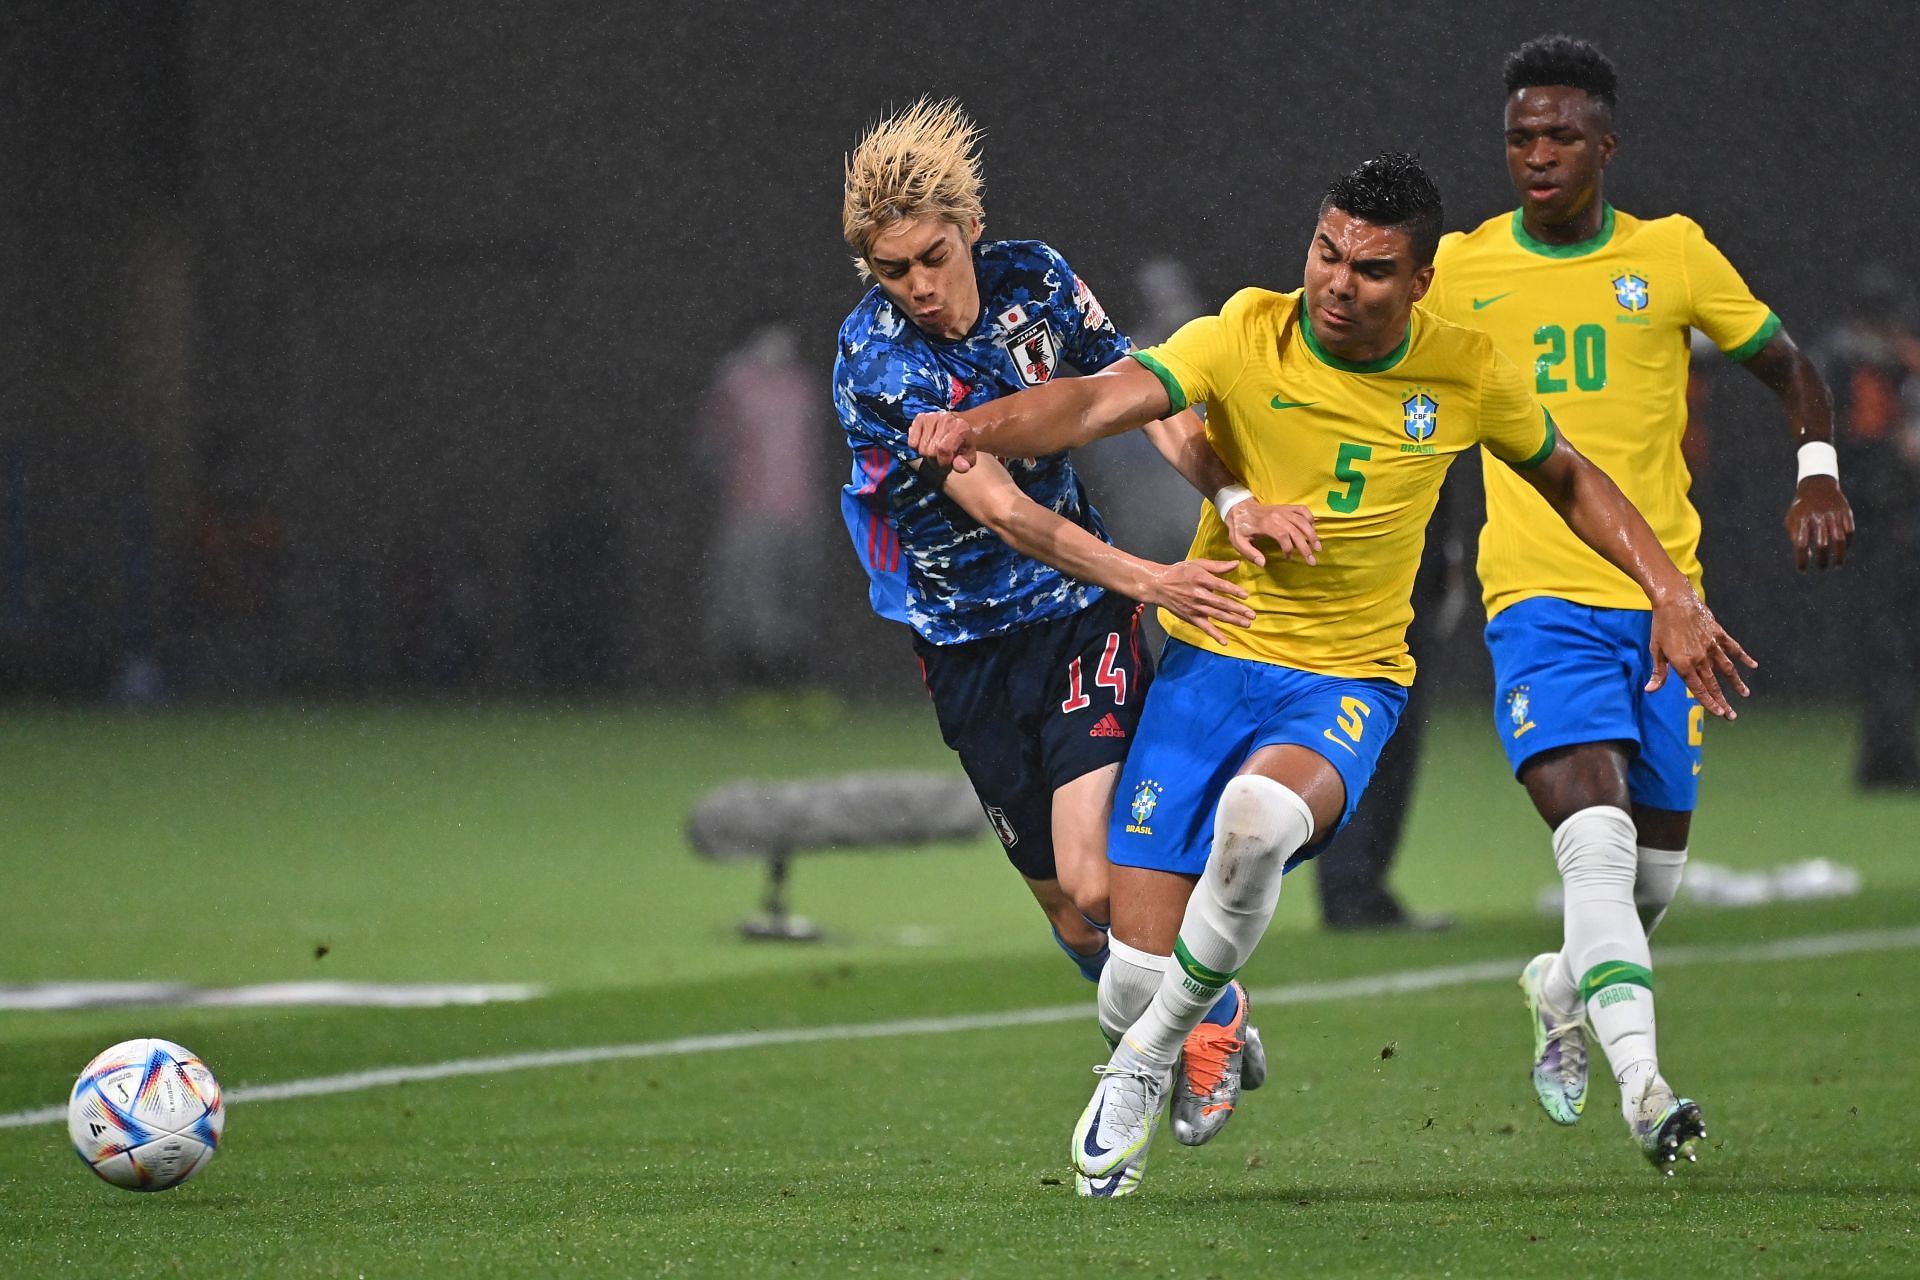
[1724,311,1782,363]
[1505,408,1560,470]
[1129,350,1188,415]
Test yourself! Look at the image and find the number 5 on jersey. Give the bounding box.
[1328,443,1371,513]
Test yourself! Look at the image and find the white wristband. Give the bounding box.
[1212,484,1253,518]
[1796,441,1839,484]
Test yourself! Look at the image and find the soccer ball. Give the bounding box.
[67,1038,225,1191]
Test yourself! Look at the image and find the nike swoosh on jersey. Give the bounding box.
[1472,292,1515,310]
[1269,397,1318,410]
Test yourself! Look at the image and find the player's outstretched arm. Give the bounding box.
[932,454,1254,645]
[1741,329,1856,571]
[1136,408,1321,567]
[1514,437,1757,720]
[908,359,1172,474]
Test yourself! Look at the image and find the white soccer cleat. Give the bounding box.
[1074,1144,1150,1198]
[1630,1077,1707,1175]
[1071,1051,1169,1179]
[1520,953,1588,1125]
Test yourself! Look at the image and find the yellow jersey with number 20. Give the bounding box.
[1429,205,1779,619]
[1131,287,1555,687]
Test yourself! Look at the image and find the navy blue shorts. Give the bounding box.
[1485,597,1704,811]
[1108,639,1409,877]
[914,591,1152,881]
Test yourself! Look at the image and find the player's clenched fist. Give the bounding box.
[909,410,981,473]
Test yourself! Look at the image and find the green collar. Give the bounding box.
[1299,307,1412,374]
[1511,203,1616,258]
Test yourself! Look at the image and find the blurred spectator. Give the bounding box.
[1815,265,1920,787]
[694,323,826,691]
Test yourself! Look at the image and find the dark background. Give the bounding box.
[4,1,1912,701]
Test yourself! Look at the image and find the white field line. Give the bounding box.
[0,982,545,1013]
[4,924,1915,1132]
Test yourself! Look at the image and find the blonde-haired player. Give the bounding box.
[833,100,1318,1193]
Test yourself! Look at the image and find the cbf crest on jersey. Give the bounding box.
[1400,387,1439,454]
[1611,271,1650,312]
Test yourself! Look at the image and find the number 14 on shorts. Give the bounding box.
[1062,632,1129,712]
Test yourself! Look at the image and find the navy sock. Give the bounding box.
[1052,927,1110,983]
[1201,980,1240,1026]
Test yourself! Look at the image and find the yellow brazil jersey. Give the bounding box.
[1428,205,1779,618]
[1131,287,1555,687]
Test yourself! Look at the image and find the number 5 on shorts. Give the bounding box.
[1320,695,1371,757]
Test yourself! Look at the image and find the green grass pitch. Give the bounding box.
[1,702,1915,1277]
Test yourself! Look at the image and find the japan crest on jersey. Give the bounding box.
[1002,316,1059,387]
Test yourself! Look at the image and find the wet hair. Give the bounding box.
[1319,152,1444,265]
[1505,35,1618,111]
[841,97,984,280]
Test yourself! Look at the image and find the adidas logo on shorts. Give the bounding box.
[1089,713,1126,739]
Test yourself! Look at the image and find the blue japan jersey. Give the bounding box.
[834,239,1135,646]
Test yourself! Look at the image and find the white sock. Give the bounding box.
[1636,844,1688,936]
[1554,805,1660,1114]
[1540,844,1686,1013]
[1122,776,1312,1067]
[1098,936,1167,1047]
[1543,950,1580,1013]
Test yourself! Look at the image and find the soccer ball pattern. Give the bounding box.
[67,1038,224,1191]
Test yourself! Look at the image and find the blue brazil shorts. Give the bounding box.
[1107,638,1408,877]
[1485,596,1704,812]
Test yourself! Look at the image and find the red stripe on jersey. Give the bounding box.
[850,447,890,497]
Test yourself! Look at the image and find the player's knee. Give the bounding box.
[1052,861,1109,926]
[1067,886,1110,928]
[1209,775,1314,906]
[1046,900,1105,953]
[1552,805,1638,892]
[1523,744,1632,828]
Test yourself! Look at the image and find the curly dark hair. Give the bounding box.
[1319,152,1444,265]
[1504,35,1618,109]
